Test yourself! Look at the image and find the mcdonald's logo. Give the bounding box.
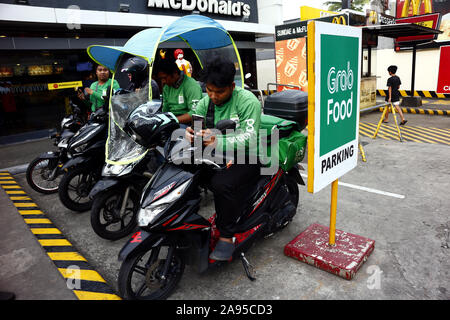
[332,16,347,25]
[400,0,432,17]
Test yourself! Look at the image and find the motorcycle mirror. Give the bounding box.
[215,119,236,134]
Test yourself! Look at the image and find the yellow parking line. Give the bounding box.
[14,202,38,207]
[73,290,121,301]
[47,252,87,261]
[31,228,62,235]
[39,239,72,246]
[19,210,44,215]
[1,185,21,189]
[10,196,32,200]
[6,190,26,194]
[24,218,52,224]
[58,268,106,283]
[400,126,450,145]
[0,180,18,184]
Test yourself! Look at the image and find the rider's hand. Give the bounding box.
[185,126,195,143]
[85,88,94,95]
[77,89,85,101]
[201,129,217,147]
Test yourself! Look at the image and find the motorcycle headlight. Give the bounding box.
[57,138,69,148]
[138,180,190,227]
[102,163,133,177]
[73,143,88,154]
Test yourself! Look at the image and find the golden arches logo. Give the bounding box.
[332,16,347,25]
[401,0,432,17]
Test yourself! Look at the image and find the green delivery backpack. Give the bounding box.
[259,114,307,171]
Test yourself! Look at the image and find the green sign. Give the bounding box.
[307,21,361,193]
[320,34,359,156]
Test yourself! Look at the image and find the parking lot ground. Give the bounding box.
[0,110,449,302]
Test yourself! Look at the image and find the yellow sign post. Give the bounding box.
[284,20,375,280]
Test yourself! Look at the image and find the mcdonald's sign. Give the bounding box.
[332,16,347,25]
[396,0,433,18]
[395,12,441,42]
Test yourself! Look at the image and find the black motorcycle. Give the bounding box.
[58,106,108,212]
[89,100,163,240]
[26,101,85,194]
[117,115,303,300]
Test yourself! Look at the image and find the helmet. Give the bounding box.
[120,56,148,89]
[174,49,184,59]
[124,111,179,148]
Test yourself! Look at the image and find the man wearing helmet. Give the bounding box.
[121,56,160,99]
[155,58,203,125]
[174,49,193,77]
[185,56,261,261]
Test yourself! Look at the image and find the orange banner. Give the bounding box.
[275,37,307,92]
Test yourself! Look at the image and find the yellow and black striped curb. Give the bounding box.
[359,122,450,146]
[377,89,450,99]
[0,172,121,300]
[377,106,450,116]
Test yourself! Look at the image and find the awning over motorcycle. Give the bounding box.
[87,15,234,71]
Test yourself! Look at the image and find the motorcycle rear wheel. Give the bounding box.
[90,188,139,240]
[58,166,97,212]
[118,245,185,300]
[26,157,61,194]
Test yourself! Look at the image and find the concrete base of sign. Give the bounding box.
[401,96,422,108]
[284,223,375,280]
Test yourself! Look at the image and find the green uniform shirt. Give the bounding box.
[162,74,203,116]
[87,79,120,112]
[192,86,261,154]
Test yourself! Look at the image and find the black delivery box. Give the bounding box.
[263,89,308,130]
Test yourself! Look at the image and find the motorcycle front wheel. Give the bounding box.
[118,245,185,300]
[90,188,139,240]
[58,166,98,212]
[26,157,62,194]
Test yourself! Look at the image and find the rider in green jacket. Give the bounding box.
[155,58,203,125]
[185,57,261,261]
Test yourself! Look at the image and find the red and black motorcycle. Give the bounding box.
[116,114,303,300]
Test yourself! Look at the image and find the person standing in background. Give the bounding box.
[384,65,407,125]
[77,64,120,112]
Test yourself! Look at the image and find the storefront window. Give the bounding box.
[0,50,95,137]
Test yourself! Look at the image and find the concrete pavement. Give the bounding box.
[0,107,449,301]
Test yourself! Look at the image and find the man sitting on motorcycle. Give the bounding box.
[155,57,203,126]
[185,56,261,261]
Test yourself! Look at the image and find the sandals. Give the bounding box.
[209,239,235,261]
[400,120,407,126]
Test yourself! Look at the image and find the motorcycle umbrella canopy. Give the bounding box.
[86,15,244,166]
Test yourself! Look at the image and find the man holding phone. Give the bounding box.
[185,56,261,261]
[155,57,203,125]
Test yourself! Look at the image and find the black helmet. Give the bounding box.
[121,56,148,90]
[125,111,179,148]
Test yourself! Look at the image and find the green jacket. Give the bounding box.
[86,79,120,112]
[162,74,203,116]
[192,86,261,154]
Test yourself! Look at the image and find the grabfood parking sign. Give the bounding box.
[307,21,361,193]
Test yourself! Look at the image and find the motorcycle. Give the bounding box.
[115,112,303,300]
[88,55,169,240]
[26,100,85,194]
[57,106,108,212]
[84,14,302,300]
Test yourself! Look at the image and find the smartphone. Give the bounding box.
[191,114,205,132]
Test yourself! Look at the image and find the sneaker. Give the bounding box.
[209,239,235,261]
[400,120,407,126]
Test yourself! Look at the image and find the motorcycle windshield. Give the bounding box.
[107,54,159,165]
